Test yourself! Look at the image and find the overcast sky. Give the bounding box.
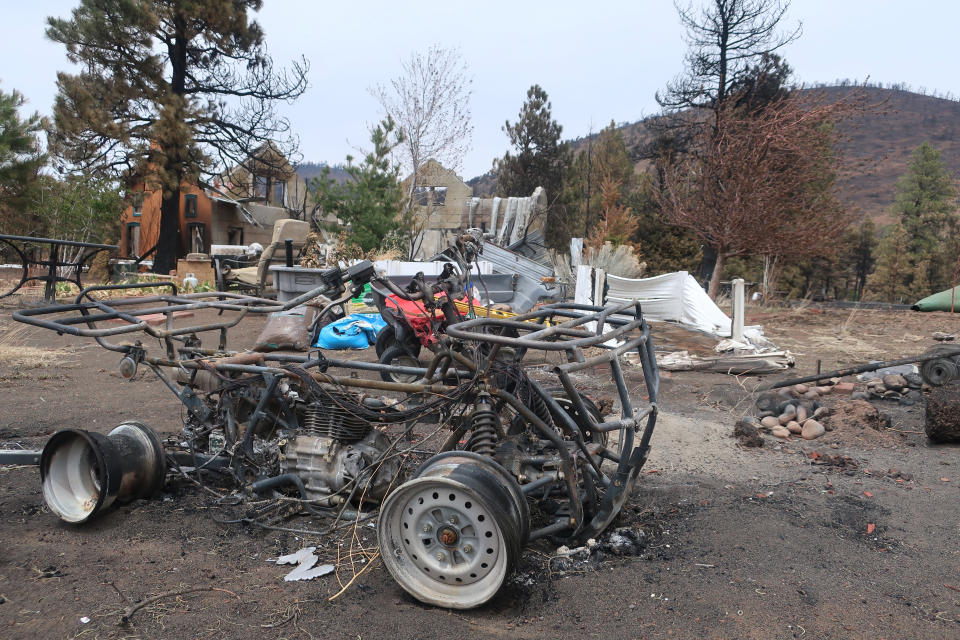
[2,1,959,180]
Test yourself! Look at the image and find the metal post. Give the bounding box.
[44,243,60,302]
[284,239,294,267]
[732,277,745,343]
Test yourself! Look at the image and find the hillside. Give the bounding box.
[469,87,960,227]
[295,161,352,186]
[819,86,960,224]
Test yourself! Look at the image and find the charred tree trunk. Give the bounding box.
[707,251,725,299]
[154,189,181,275]
[697,244,718,287]
[154,13,188,275]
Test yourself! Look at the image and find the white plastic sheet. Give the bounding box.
[605,271,734,336]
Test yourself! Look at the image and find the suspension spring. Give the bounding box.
[465,398,500,457]
[528,388,552,429]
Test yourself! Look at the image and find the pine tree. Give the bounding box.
[310,118,405,254]
[560,122,635,243]
[890,141,958,292]
[629,174,702,275]
[494,85,570,249]
[894,142,956,257]
[46,1,307,274]
[584,177,639,252]
[868,222,912,302]
[0,86,45,222]
[839,216,877,300]
[655,1,801,284]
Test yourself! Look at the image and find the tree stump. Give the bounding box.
[925,385,960,442]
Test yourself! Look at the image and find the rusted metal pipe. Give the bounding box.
[756,347,960,390]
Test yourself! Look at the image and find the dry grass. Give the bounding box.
[0,324,73,368]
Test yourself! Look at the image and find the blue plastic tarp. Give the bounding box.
[314,313,387,350]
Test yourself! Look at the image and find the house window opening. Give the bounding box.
[433,187,447,206]
[272,180,286,206]
[187,222,207,254]
[413,186,430,206]
[227,227,244,246]
[254,174,268,200]
[126,222,140,258]
[132,192,144,217]
[184,193,198,218]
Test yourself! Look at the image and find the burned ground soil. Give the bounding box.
[0,301,958,639]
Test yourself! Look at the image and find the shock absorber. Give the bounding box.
[465,395,500,457]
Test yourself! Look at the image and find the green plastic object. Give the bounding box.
[351,282,371,303]
[912,285,960,312]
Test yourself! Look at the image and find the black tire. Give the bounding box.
[374,325,395,357]
[549,388,608,450]
[499,388,607,454]
[379,344,422,383]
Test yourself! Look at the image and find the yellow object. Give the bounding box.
[453,300,551,325]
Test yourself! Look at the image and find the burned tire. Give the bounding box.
[506,388,608,451]
[550,389,608,450]
[377,452,529,609]
[920,345,960,386]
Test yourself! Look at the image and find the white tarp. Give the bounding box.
[605,271,734,336]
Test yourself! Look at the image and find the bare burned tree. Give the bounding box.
[372,45,472,258]
[656,92,858,298]
[658,0,801,118]
[47,1,308,274]
[654,0,801,285]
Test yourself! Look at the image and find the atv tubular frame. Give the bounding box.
[14,260,659,543]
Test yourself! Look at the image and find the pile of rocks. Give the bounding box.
[860,373,924,405]
[759,406,830,440]
[750,382,847,442]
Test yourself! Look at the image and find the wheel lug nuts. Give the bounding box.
[448,515,458,525]
[436,552,445,561]
[462,544,473,553]
[422,523,432,532]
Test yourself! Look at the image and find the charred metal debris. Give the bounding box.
[9,233,659,609]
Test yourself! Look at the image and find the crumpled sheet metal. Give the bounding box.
[271,546,335,582]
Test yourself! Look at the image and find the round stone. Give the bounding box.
[801,419,825,440]
[771,426,791,439]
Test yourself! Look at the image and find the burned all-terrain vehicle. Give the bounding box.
[11,233,659,608]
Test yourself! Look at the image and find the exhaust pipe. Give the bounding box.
[40,422,166,523]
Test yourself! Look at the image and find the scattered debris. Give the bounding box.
[658,350,794,374]
[808,451,858,470]
[271,547,335,582]
[863,372,923,405]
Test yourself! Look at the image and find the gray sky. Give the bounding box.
[2,1,959,180]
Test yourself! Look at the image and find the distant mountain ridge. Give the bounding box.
[295,161,352,186]
[468,86,960,227]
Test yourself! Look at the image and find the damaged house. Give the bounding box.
[119,144,307,259]
[403,159,547,258]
